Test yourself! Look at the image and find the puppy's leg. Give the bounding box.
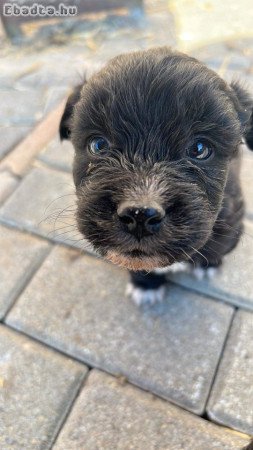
[127,271,167,306]
[190,217,242,279]
[191,262,221,281]
[191,156,244,278]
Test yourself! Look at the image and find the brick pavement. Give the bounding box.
[1,5,253,449]
[5,246,234,415]
[53,370,248,450]
[0,325,87,450]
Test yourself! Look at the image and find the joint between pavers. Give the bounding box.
[2,243,53,320]
[0,323,89,449]
[52,366,252,445]
[0,218,56,247]
[0,217,98,260]
[3,321,92,372]
[49,368,92,449]
[167,275,253,313]
[5,319,249,437]
[0,99,66,177]
[207,409,253,441]
[0,169,20,181]
[34,159,72,175]
[204,309,237,418]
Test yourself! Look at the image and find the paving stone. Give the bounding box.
[172,1,253,53]
[0,324,87,450]
[207,310,253,436]
[0,166,92,251]
[0,171,19,204]
[0,225,50,319]
[0,89,45,126]
[0,126,31,159]
[192,43,229,71]
[0,57,44,90]
[241,151,253,221]
[43,87,71,116]
[53,369,249,450]
[38,136,74,172]
[167,221,253,310]
[227,52,252,71]
[6,246,234,415]
[16,63,83,89]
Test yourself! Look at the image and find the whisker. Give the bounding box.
[181,249,195,267]
[43,193,76,215]
[189,245,209,266]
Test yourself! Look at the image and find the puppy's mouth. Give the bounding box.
[106,249,171,271]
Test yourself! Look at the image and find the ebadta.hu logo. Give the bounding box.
[3,2,78,17]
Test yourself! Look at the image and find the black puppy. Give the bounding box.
[244,440,253,450]
[60,47,253,305]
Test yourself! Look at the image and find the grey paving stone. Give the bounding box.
[7,246,234,415]
[0,126,31,159]
[38,136,74,172]
[207,310,253,436]
[0,225,50,319]
[0,57,44,90]
[241,151,253,221]
[167,221,253,310]
[0,166,91,251]
[16,63,82,88]
[53,369,249,450]
[0,324,87,450]
[227,52,252,71]
[0,171,19,204]
[192,43,229,70]
[43,87,70,116]
[0,90,45,126]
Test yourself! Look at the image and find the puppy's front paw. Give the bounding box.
[126,282,166,306]
[192,266,219,280]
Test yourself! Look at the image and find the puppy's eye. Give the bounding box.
[88,137,110,155]
[187,141,213,160]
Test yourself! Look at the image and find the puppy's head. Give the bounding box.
[60,47,253,271]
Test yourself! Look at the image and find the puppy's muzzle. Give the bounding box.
[117,202,165,240]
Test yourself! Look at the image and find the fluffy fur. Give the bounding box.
[243,440,253,450]
[59,47,253,298]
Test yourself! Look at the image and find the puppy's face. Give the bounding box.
[61,48,250,271]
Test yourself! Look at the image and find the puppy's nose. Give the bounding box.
[117,204,165,238]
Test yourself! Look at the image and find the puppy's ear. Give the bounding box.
[230,81,253,150]
[59,84,83,140]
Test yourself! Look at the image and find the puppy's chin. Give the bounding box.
[105,250,171,271]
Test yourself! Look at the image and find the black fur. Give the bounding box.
[243,439,253,450]
[59,84,83,140]
[60,47,253,291]
[130,271,167,289]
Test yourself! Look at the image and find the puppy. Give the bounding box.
[59,47,253,305]
[244,440,253,450]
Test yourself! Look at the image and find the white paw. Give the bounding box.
[206,267,219,279]
[192,266,205,280]
[126,283,166,306]
[192,266,219,280]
